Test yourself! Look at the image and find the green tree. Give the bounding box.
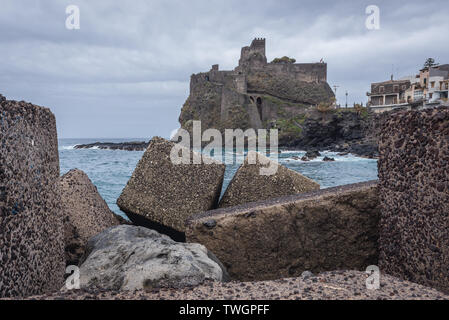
[423,58,438,69]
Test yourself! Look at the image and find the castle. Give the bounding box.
[180,38,333,136]
[191,38,328,96]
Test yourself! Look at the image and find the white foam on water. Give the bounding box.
[59,145,76,150]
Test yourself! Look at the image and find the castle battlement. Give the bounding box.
[190,38,329,98]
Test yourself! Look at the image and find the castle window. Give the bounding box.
[256,97,263,121]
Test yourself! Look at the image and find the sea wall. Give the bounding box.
[0,97,64,297]
[378,107,449,293]
[186,181,380,281]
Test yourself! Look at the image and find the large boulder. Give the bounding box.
[218,151,319,208]
[117,137,225,241]
[0,97,64,297]
[187,181,380,281]
[78,225,229,291]
[378,107,449,294]
[60,169,123,266]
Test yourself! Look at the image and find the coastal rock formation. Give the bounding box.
[117,137,225,241]
[175,39,383,157]
[187,181,380,281]
[59,169,122,266]
[74,141,149,151]
[178,39,334,146]
[282,108,380,158]
[24,270,449,300]
[0,97,64,297]
[77,225,229,291]
[378,107,449,294]
[218,151,319,208]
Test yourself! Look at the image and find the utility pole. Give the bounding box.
[345,91,348,108]
[333,85,339,108]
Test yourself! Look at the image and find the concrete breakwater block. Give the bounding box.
[186,181,380,281]
[0,97,64,298]
[117,136,225,241]
[378,107,449,293]
[59,169,123,266]
[218,151,320,208]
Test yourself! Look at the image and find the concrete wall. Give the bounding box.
[186,181,380,281]
[0,98,64,297]
[378,107,449,294]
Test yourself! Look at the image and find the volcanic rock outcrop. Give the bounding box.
[378,107,449,294]
[0,96,64,298]
[74,141,149,151]
[187,181,380,281]
[59,169,123,266]
[219,151,319,208]
[178,39,335,145]
[77,225,229,291]
[117,137,225,241]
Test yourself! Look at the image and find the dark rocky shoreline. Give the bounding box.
[73,139,378,158]
[74,141,149,151]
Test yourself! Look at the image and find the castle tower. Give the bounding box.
[237,38,267,71]
[250,38,266,57]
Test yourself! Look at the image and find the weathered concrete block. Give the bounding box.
[378,107,449,293]
[0,98,64,297]
[117,137,225,241]
[186,181,380,281]
[219,151,320,208]
[60,169,122,266]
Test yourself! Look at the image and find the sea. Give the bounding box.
[59,138,378,219]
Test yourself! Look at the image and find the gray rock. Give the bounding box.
[218,151,319,208]
[78,225,229,291]
[117,136,225,241]
[301,271,314,279]
[187,180,380,281]
[0,97,64,298]
[378,107,449,294]
[60,169,123,266]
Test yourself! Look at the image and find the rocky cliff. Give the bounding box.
[177,39,338,149]
[176,40,381,157]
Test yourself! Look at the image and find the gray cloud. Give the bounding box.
[0,0,448,138]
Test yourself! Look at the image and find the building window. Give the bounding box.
[393,85,399,92]
[429,93,433,99]
[431,81,435,88]
[379,86,385,93]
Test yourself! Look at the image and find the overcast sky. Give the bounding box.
[1,0,448,138]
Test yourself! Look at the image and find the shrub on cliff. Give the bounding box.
[271,56,296,64]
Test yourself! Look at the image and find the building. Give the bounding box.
[367,63,449,113]
[366,77,411,113]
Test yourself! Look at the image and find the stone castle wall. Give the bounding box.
[0,97,65,297]
[264,62,327,83]
[378,107,449,294]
